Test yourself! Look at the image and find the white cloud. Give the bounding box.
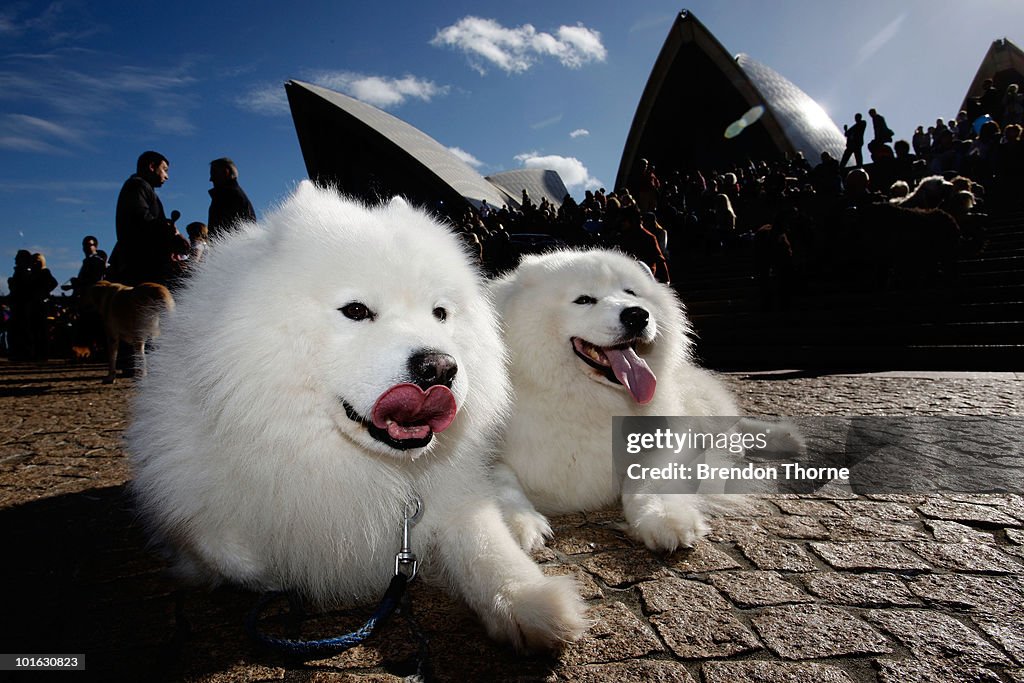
[447,146,484,168]
[239,72,448,115]
[530,113,562,130]
[569,128,589,138]
[855,12,907,68]
[235,83,290,115]
[0,113,86,154]
[514,152,602,192]
[311,71,448,109]
[431,16,606,74]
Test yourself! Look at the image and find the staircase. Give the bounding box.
[676,206,1024,370]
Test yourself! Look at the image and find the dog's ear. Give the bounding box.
[386,196,409,209]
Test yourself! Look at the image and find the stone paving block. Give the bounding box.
[549,512,588,528]
[718,496,779,517]
[706,517,765,542]
[541,564,605,601]
[865,494,929,505]
[924,519,997,543]
[532,546,560,564]
[917,499,1020,526]
[972,614,1024,665]
[908,574,1024,613]
[179,663,287,681]
[703,660,857,683]
[547,526,636,555]
[756,516,829,540]
[650,608,761,659]
[664,543,743,573]
[556,659,697,682]
[771,499,847,517]
[752,604,892,659]
[581,509,624,524]
[874,658,1003,683]
[867,609,1012,667]
[801,572,919,607]
[945,493,1020,507]
[579,551,670,587]
[808,541,931,571]
[706,571,814,608]
[833,500,919,520]
[637,577,731,613]
[793,485,861,501]
[737,539,819,572]
[906,542,1024,573]
[560,602,663,666]
[818,516,926,541]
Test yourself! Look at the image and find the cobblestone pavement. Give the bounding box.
[1,360,1022,682]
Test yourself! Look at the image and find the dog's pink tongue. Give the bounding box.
[604,347,657,404]
[371,383,457,441]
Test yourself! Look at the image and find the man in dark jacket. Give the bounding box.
[840,113,868,169]
[208,157,256,237]
[63,235,107,298]
[110,151,178,285]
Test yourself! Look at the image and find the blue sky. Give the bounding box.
[2,0,1023,288]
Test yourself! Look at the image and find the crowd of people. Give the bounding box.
[444,79,1023,304]
[2,153,255,361]
[4,76,1023,358]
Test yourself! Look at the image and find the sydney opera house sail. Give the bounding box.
[617,10,845,189]
[285,80,511,209]
[960,38,1024,113]
[486,169,569,208]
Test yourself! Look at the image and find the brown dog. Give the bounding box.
[88,281,174,383]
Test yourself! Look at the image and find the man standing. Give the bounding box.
[207,157,256,238]
[110,151,178,285]
[63,235,106,298]
[62,235,107,353]
[868,108,894,144]
[840,113,868,169]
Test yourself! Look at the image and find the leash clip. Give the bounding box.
[395,495,422,580]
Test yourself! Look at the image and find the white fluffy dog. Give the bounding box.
[127,182,586,651]
[491,249,739,552]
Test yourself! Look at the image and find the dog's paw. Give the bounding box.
[484,574,589,652]
[505,508,552,553]
[625,495,709,552]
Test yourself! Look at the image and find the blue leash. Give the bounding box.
[245,573,409,659]
[245,496,426,663]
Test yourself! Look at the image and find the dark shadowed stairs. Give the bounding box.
[676,205,1024,370]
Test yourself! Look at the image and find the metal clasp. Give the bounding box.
[395,494,422,580]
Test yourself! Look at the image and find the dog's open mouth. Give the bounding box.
[571,337,656,404]
[343,383,457,451]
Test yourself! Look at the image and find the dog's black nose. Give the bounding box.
[620,307,649,334]
[408,351,458,389]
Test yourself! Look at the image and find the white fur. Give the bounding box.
[127,182,586,651]
[892,174,953,209]
[491,249,739,552]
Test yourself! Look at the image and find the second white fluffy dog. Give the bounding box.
[491,249,739,552]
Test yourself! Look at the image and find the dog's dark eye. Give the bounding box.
[433,307,447,322]
[624,288,636,296]
[339,302,374,321]
[574,295,597,305]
